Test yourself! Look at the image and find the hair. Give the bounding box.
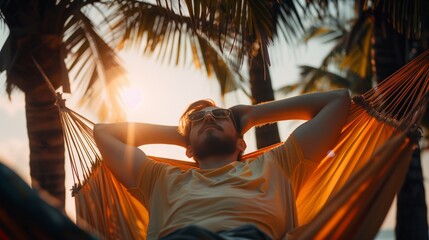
[178,99,241,144]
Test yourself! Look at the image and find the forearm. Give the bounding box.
[245,89,350,130]
[93,122,187,148]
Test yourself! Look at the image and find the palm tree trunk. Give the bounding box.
[249,43,281,149]
[372,7,428,238]
[25,84,65,209]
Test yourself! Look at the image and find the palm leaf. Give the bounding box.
[63,9,128,121]
[196,35,249,96]
[124,0,275,67]
[278,65,348,95]
[105,1,245,96]
[339,15,373,79]
[365,0,428,38]
[301,24,347,70]
[302,7,374,80]
[274,0,304,38]
[299,65,350,92]
[303,24,344,44]
[0,0,128,121]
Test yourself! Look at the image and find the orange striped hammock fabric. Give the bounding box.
[61,50,429,239]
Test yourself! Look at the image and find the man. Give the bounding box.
[94,89,350,239]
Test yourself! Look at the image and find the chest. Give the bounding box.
[163,160,287,203]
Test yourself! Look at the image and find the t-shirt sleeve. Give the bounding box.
[127,158,171,208]
[268,133,319,195]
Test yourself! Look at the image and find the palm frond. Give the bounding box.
[279,65,370,98]
[277,66,339,95]
[246,0,274,66]
[114,0,275,67]
[307,0,338,16]
[296,65,372,95]
[0,32,12,72]
[273,0,306,44]
[0,9,5,22]
[64,10,128,121]
[365,0,428,38]
[339,16,373,79]
[302,24,346,70]
[318,41,345,69]
[104,1,246,97]
[196,35,249,97]
[299,65,350,91]
[303,24,344,44]
[302,7,374,80]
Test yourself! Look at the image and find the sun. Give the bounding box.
[119,85,143,111]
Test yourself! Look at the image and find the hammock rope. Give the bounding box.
[30,50,429,239]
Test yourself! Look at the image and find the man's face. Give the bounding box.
[187,106,239,160]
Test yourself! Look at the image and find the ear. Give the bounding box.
[237,139,247,152]
[185,146,194,158]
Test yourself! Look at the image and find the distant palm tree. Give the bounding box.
[291,1,429,238]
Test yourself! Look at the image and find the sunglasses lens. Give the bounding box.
[212,109,230,118]
[188,111,206,121]
[188,109,231,122]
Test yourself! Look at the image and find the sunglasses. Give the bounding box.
[188,108,232,122]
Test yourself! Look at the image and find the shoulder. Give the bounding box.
[269,134,304,160]
[255,134,310,175]
[135,158,180,183]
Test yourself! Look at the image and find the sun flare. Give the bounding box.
[119,86,143,111]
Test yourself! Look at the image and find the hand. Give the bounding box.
[229,104,254,135]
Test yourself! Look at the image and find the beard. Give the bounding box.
[190,132,237,160]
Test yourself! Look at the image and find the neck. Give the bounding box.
[197,154,238,170]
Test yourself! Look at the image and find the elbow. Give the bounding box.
[343,89,351,103]
[336,89,351,117]
[337,88,350,99]
[93,123,106,141]
[93,123,101,135]
[336,89,351,106]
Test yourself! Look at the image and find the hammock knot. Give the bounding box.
[406,124,423,143]
[71,184,82,197]
[55,92,67,110]
[352,95,372,110]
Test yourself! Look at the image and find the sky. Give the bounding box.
[1,29,428,236]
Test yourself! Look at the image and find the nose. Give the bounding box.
[202,111,216,122]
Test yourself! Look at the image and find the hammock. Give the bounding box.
[43,50,429,239]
